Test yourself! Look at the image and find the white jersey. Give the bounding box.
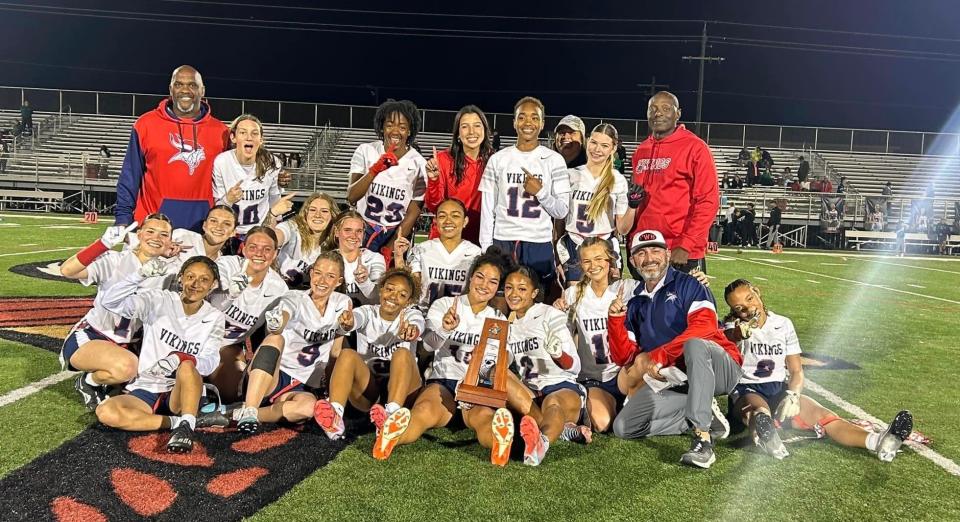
[730,311,802,384]
[275,220,323,286]
[209,256,287,345]
[479,145,570,245]
[423,295,505,382]
[101,272,224,394]
[350,141,427,228]
[564,165,628,238]
[562,279,639,382]
[350,305,425,374]
[342,249,386,306]
[212,150,282,234]
[508,303,580,391]
[77,250,172,344]
[276,290,351,385]
[407,238,481,309]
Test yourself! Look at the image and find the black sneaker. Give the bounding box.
[754,412,789,460]
[876,410,913,462]
[75,373,107,411]
[680,434,716,469]
[167,421,195,453]
[709,398,731,440]
[196,410,231,429]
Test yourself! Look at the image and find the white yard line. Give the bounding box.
[907,284,926,289]
[718,249,960,263]
[865,259,960,275]
[806,379,960,477]
[0,371,74,408]
[805,279,821,284]
[0,213,88,221]
[0,247,82,258]
[714,254,960,306]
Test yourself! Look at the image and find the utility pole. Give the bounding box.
[682,22,724,128]
[636,76,670,98]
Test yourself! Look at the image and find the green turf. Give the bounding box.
[0,213,957,520]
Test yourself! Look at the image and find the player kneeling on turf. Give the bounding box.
[232,251,352,434]
[314,268,424,460]
[95,256,226,453]
[723,279,913,462]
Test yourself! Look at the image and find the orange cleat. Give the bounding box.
[490,408,514,467]
[373,407,411,460]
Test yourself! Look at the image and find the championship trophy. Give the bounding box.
[455,318,510,408]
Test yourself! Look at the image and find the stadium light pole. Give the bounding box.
[682,23,724,130]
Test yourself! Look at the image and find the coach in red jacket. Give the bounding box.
[629,91,719,274]
[607,230,742,469]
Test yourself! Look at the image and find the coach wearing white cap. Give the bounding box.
[552,114,587,168]
[606,229,744,469]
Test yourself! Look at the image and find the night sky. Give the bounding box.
[1,0,959,132]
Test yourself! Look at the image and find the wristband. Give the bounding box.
[77,240,109,266]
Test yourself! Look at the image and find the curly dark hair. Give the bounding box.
[378,267,422,304]
[463,245,515,296]
[373,99,421,145]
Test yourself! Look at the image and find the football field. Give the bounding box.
[0,212,956,521]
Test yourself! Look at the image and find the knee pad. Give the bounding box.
[250,345,281,374]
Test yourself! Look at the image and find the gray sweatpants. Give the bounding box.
[612,338,744,439]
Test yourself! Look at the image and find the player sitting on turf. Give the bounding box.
[232,251,353,434]
[346,99,427,267]
[126,204,238,262]
[723,278,914,462]
[371,248,512,462]
[479,96,570,302]
[393,198,481,310]
[333,210,387,306]
[95,256,225,453]
[314,268,424,458]
[553,237,639,433]
[272,192,341,288]
[60,214,175,409]
[206,226,288,404]
[501,266,585,467]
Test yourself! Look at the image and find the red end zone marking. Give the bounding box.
[111,468,177,517]
[206,467,270,498]
[0,297,93,327]
[51,496,108,522]
[231,427,300,453]
[128,433,214,467]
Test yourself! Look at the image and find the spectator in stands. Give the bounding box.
[797,155,810,184]
[766,201,782,249]
[723,201,736,245]
[492,131,501,151]
[615,139,627,172]
[115,65,229,232]
[739,203,757,248]
[882,181,893,196]
[737,146,751,167]
[552,115,587,168]
[0,141,7,173]
[628,91,719,274]
[20,100,33,135]
[98,145,111,178]
[782,167,792,187]
[760,148,774,170]
[291,152,302,169]
[837,177,847,194]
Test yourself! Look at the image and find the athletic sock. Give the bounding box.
[84,373,100,387]
[331,401,345,419]
[865,431,881,452]
[167,415,181,430]
[181,414,197,430]
[385,402,401,415]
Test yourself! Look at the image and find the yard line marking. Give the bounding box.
[805,279,821,284]
[0,247,83,258]
[753,276,768,281]
[819,263,847,266]
[865,259,960,275]
[19,243,38,247]
[0,371,74,408]
[907,284,926,289]
[806,379,960,477]
[0,213,86,221]
[716,254,960,306]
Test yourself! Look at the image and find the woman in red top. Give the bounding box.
[424,105,495,244]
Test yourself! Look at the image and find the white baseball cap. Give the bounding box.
[630,230,668,252]
[555,115,585,136]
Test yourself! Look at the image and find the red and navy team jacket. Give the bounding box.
[115,99,228,232]
[608,267,742,369]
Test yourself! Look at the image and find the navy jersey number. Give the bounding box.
[506,186,542,219]
[754,359,776,378]
[576,204,595,234]
[364,195,405,224]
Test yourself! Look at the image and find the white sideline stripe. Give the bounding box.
[0,247,82,258]
[907,284,926,289]
[714,255,960,306]
[0,371,74,408]
[725,249,960,263]
[805,279,821,284]
[866,259,960,275]
[0,213,87,221]
[805,379,960,477]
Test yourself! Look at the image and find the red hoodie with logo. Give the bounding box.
[115,99,228,232]
[629,124,719,259]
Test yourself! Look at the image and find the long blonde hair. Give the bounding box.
[585,123,620,223]
[293,192,340,254]
[568,237,618,325]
